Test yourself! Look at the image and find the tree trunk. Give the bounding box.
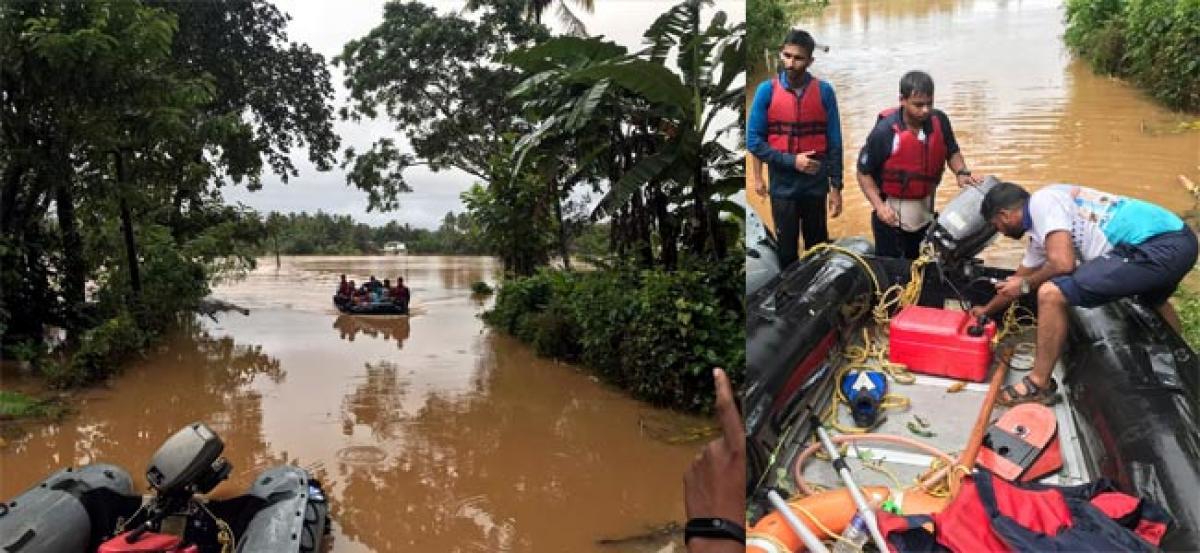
[551,179,571,271]
[54,167,85,344]
[652,184,677,270]
[691,160,711,258]
[115,151,141,301]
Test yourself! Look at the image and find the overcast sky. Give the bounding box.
[221,0,744,229]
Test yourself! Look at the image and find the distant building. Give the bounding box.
[382,241,408,255]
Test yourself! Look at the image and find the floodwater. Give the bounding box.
[0,256,707,552]
[748,0,1200,265]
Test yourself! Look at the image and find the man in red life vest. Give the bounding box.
[748,29,844,269]
[856,70,982,259]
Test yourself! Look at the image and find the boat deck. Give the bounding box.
[797,323,1093,497]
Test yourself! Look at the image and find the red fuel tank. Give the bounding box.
[99,532,198,553]
[889,306,996,382]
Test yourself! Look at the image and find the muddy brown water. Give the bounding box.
[0,256,706,552]
[748,0,1200,266]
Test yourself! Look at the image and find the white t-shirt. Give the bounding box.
[1022,184,1184,268]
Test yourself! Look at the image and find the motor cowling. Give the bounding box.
[927,176,1001,267]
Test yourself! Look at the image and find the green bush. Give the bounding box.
[470,281,494,295]
[483,258,745,412]
[1065,0,1200,112]
[44,311,146,388]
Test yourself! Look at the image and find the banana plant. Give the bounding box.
[507,0,744,267]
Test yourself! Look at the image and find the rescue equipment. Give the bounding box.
[767,76,828,156]
[976,403,1063,482]
[889,306,995,382]
[840,370,887,428]
[877,108,947,200]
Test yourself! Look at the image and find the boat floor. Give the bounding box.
[798,322,1093,496]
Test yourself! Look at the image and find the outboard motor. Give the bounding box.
[927,176,1001,275]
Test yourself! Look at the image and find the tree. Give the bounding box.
[507,0,745,268]
[336,0,550,212]
[0,0,337,381]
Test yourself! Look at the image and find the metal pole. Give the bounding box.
[811,417,889,552]
[766,489,830,553]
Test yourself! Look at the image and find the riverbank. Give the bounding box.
[483,258,745,413]
[1064,0,1199,114]
[1,255,703,552]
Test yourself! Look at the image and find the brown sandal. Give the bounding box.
[997,376,1059,406]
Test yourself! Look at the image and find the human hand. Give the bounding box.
[968,306,989,320]
[754,178,768,198]
[956,172,983,187]
[684,368,745,553]
[793,150,821,175]
[875,203,899,227]
[828,189,843,219]
[995,276,1025,300]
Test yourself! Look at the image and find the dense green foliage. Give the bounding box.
[747,0,829,75]
[260,211,487,256]
[0,0,336,384]
[506,0,746,271]
[484,257,744,412]
[1064,0,1200,112]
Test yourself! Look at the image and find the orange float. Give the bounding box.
[747,487,949,553]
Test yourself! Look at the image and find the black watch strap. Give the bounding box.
[684,517,746,544]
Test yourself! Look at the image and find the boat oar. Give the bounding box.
[810,416,890,553]
[959,345,1013,470]
[766,489,830,553]
[915,345,1013,494]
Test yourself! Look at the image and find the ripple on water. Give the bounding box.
[335,445,388,465]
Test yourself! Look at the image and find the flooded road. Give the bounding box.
[0,256,705,552]
[748,0,1200,265]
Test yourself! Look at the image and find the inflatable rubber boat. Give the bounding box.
[745,178,1200,550]
[0,423,328,553]
[333,294,408,315]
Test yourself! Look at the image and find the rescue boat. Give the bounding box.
[745,179,1200,551]
[0,423,328,553]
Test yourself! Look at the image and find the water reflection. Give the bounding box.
[334,315,412,348]
[0,316,285,495]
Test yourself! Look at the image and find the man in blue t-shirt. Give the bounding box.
[974,182,1198,405]
[747,29,843,269]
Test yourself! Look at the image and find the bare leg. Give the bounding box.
[1157,300,1182,333]
[1017,282,1070,396]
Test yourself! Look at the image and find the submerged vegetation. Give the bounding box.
[1,1,335,386]
[339,0,747,410]
[1064,0,1200,113]
[2,0,742,412]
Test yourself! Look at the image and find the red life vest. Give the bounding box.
[877,107,948,199]
[766,75,827,157]
[878,470,1172,552]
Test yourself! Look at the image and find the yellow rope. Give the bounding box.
[993,302,1037,345]
[791,502,860,547]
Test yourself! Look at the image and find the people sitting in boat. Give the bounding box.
[382,279,392,299]
[393,277,410,310]
[337,274,352,297]
[366,275,383,293]
[974,182,1198,405]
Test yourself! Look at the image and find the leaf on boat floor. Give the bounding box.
[946,382,967,393]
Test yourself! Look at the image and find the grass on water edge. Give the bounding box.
[0,390,67,421]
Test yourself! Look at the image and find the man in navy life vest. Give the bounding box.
[748,29,843,270]
[856,70,982,259]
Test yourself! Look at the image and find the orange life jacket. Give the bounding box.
[766,75,827,158]
[878,107,948,199]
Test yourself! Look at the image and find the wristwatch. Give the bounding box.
[1019,277,1030,295]
[684,517,746,544]
[955,168,972,177]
